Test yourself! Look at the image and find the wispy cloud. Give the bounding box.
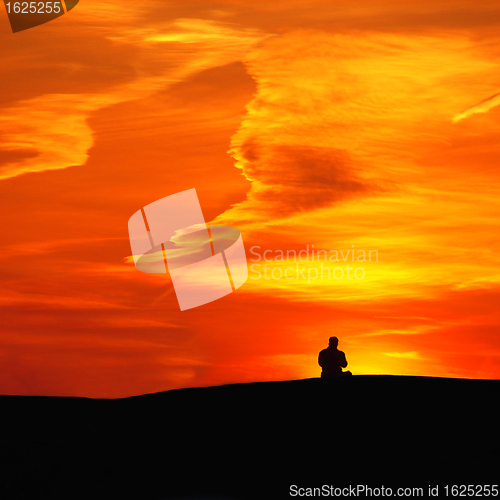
[0,16,269,181]
[383,351,424,360]
[214,31,499,225]
[453,92,500,123]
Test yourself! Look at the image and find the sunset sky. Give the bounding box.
[1,0,500,398]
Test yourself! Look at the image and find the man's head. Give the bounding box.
[328,336,339,348]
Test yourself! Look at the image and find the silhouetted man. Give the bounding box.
[318,337,352,377]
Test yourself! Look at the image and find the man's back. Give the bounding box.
[318,346,347,377]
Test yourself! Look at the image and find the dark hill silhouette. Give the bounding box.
[0,375,498,499]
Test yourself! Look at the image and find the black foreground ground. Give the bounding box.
[0,375,498,499]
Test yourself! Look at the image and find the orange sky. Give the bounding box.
[1,0,500,397]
